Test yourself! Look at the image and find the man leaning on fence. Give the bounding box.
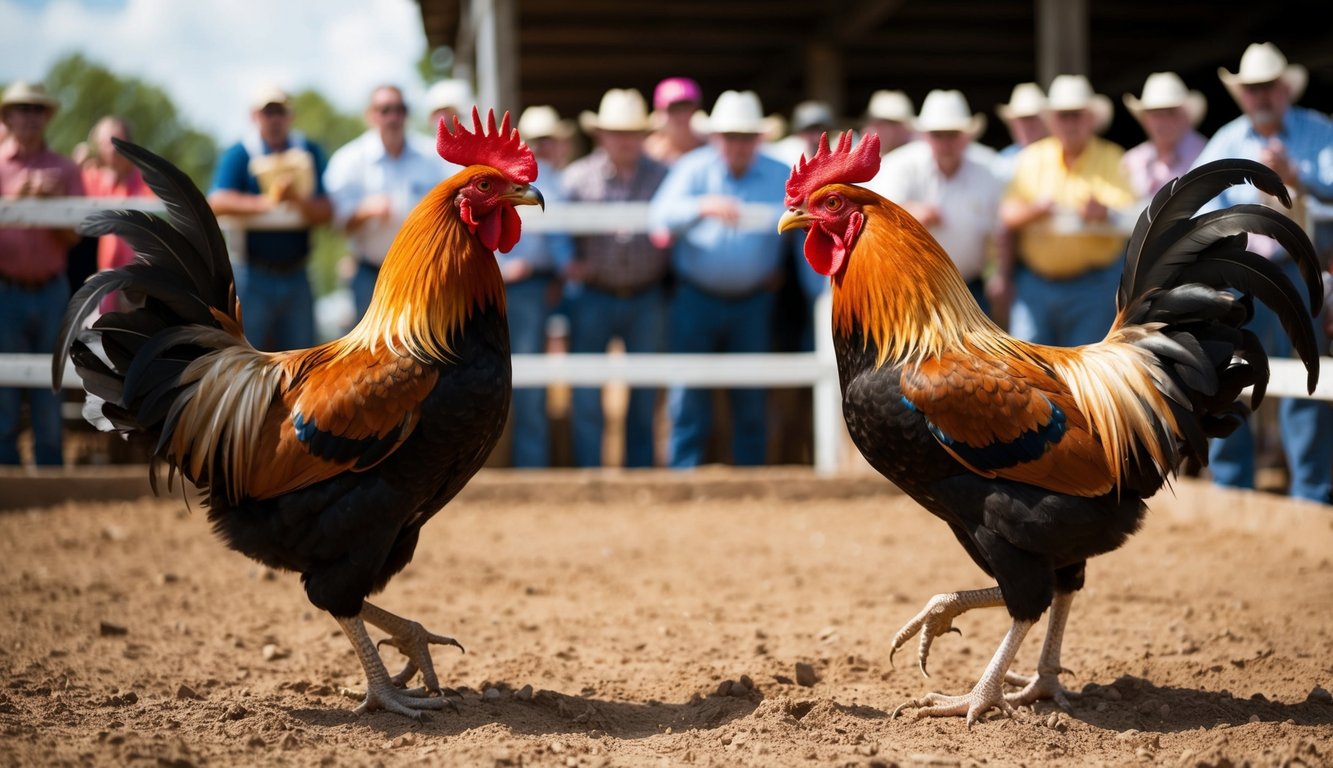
[0,81,85,466]
[649,90,792,468]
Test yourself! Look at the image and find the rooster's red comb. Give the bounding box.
[436,107,537,184]
[784,130,880,207]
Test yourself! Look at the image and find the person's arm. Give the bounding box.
[207,145,272,216]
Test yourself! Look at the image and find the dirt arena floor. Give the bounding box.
[1,469,1331,767]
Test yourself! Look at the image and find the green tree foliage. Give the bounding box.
[40,53,217,189]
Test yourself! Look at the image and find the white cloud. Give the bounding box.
[0,0,428,141]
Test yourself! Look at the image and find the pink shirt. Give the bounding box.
[82,165,154,271]
[0,138,85,283]
[1121,130,1206,201]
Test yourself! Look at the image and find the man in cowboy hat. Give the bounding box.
[1192,42,1333,504]
[1121,71,1207,201]
[649,89,793,468]
[994,82,1049,181]
[999,73,1136,348]
[862,90,915,156]
[867,89,1005,318]
[0,81,85,466]
[208,83,331,352]
[560,88,670,468]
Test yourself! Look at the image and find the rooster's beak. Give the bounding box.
[778,207,812,233]
[508,184,545,210]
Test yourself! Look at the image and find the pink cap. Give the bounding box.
[653,77,702,110]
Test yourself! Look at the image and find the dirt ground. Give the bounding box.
[1,469,1331,767]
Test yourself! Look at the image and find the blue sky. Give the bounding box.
[0,0,429,140]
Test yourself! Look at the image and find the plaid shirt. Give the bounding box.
[561,150,670,293]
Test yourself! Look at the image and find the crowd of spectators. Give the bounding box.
[2,41,1331,503]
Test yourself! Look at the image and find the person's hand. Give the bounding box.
[985,272,1013,317]
[698,195,742,225]
[501,259,533,283]
[1081,197,1109,223]
[1259,139,1300,188]
[357,194,393,222]
[18,169,61,198]
[905,202,941,227]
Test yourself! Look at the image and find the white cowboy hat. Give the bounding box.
[1218,42,1308,104]
[518,105,573,140]
[1043,74,1113,133]
[425,78,475,115]
[249,83,291,111]
[1123,71,1207,127]
[579,88,652,133]
[706,90,767,134]
[791,100,835,133]
[0,81,59,112]
[865,89,914,123]
[914,89,986,136]
[996,82,1045,121]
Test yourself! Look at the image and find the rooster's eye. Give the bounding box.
[824,196,843,212]
[476,179,492,192]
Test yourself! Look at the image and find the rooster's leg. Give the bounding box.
[889,587,1007,676]
[360,601,464,692]
[1003,591,1077,709]
[334,614,451,718]
[892,618,1033,728]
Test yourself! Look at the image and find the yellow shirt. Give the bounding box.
[1004,136,1135,279]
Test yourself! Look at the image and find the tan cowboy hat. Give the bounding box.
[1,81,59,112]
[1218,42,1308,104]
[1124,71,1207,127]
[914,89,986,136]
[579,88,652,133]
[249,83,291,111]
[997,82,1045,121]
[1043,74,1113,133]
[865,89,914,123]
[705,90,767,134]
[518,105,574,140]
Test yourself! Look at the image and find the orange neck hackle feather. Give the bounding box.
[831,192,1004,367]
[342,171,505,362]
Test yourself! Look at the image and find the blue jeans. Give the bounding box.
[236,263,316,352]
[506,278,551,467]
[0,276,69,465]
[1208,259,1332,503]
[1009,262,1120,347]
[568,285,666,467]
[667,283,776,468]
[351,260,380,322]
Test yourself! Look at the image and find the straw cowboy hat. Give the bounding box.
[1218,42,1308,104]
[1043,74,1113,133]
[996,82,1046,121]
[1124,71,1207,127]
[705,90,767,134]
[1,81,60,112]
[518,105,574,140]
[425,78,475,115]
[914,89,986,136]
[579,88,652,133]
[865,89,914,123]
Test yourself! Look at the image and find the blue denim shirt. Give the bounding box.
[649,144,790,295]
[1192,105,1333,215]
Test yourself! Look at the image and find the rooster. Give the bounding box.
[778,131,1321,725]
[53,109,544,718]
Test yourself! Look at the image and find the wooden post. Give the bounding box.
[473,0,518,112]
[1035,0,1088,84]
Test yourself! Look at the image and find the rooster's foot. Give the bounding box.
[1004,667,1077,710]
[362,602,464,692]
[889,587,1006,676]
[353,678,454,719]
[891,681,1016,728]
